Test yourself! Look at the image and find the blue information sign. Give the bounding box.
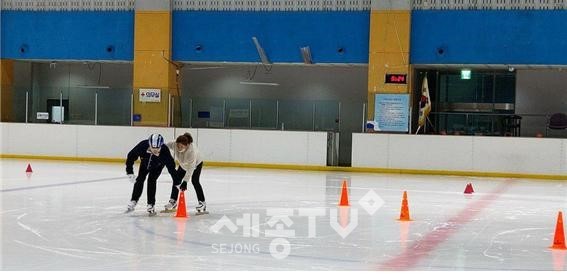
[374,94,409,132]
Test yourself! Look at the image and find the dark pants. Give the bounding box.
[170,162,205,202]
[130,164,164,206]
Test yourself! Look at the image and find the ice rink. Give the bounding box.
[1,158,566,271]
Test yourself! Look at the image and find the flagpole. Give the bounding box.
[426,117,435,129]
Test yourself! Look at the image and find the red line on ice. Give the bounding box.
[380,182,512,270]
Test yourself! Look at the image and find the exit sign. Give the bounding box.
[385,74,407,84]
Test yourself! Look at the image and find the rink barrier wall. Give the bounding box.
[1,123,566,180]
[0,122,326,166]
[1,153,566,180]
[352,133,567,180]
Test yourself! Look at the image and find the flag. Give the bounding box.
[418,75,431,127]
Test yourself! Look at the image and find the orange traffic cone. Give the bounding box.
[398,191,411,221]
[551,211,566,250]
[26,164,33,173]
[339,180,349,206]
[464,183,474,194]
[175,191,188,218]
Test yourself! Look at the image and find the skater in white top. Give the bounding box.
[164,133,207,214]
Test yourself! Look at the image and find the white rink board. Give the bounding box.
[388,135,474,171]
[349,133,389,168]
[196,128,231,162]
[1,122,10,153]
[0,123,328,167]
[230,129,326,165]
[472,136,564,174]
[306,132,327,166]
[77,125,175,158]
[353,133,567,175]
[4,123,78,157]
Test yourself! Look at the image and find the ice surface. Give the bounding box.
[1,159,566,270]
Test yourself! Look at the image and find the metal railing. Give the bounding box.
[178,98,341,132]
[1,0,135,11]
[412,0,567,10]
[13,89,343,133]
[430,111,559,137]
[4,0,565,11]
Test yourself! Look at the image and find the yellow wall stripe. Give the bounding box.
[132,11,177,126]
[0,60,14,121]
[2,154,565,181]
[367,10,412,119]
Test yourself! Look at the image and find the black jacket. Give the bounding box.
[125,140,179,183]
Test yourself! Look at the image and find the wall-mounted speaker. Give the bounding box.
[436,46,446,56]
[19,44,29,54]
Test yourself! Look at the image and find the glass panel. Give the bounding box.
[179,95,192,128]
[30,87,69,124]
[191,97,225,128]
[439,72,496,104]
[68,87,96,125]
[278,100,313,131]
[170,95,183,128]
[494,72,515,103]
[478,73,495,103]
[426,69,517,136]
[435,113,445,133]
[469,114,495,135]
[440,73,476,103]
[522,115,548,137]
[314,100,339,131]
[433,112,534,136]
[225,98,250,128]
[251,99,277,129]
[97,88,131,126]
[446,113,467,135]
[12,86,28,123]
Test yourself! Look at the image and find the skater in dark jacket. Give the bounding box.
[125,133,179,216]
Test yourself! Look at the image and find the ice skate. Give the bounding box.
[124,200,137,213]
[147,204,157,216]
[160,199,177,213]
[195,201,208,215]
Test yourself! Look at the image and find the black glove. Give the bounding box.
[180,181,187,191]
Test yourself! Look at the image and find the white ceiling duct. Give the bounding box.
[300,46,313,64]
[252,37,271,65]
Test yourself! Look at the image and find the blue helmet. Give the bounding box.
[148,134,164,149]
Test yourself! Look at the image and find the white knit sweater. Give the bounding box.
[166,141,203,182]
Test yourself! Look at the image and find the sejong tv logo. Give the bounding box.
[210,189,385,260]
[139,88,161,103]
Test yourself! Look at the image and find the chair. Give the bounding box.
[501,115,522,136]
[546,113,567,137]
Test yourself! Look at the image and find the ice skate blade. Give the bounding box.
[148,212,157,217]
[160,208,176,213]
[195,211,209,216]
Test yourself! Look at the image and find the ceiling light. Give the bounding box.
[239,81,279,86]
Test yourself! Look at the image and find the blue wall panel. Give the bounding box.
[172,11,370,63]
[1,11,134,60]
[411,10,567,65]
